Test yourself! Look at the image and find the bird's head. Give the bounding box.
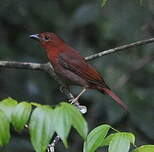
[30,32,64,50]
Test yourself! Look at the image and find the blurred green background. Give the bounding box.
[0,0,154,151]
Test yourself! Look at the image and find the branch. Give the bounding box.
[0,61,46,70]
[85,38,154,60]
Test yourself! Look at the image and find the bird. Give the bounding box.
[30,32,127,110]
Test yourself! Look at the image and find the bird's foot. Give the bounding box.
[68,98,87,114]
[77,105,87,114]
[68,97,78,104]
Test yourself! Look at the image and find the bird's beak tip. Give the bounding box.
[30,34,40,40]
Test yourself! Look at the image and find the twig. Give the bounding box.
[0,37,154,151]
[85,38,154,60]
[0,61,46,70]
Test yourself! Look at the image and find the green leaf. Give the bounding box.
[0,97,17,121]
[63,103,88,140]
[12,102,32,131]
[101,0,108,7]
[102,132,135,147]
[30,102,42,107]
[29,106,54,152]
[0,109,10,146]
[84,124,111,152]
[101,133,115,147]
[132,145,154,152]
[122,132,135,145]
[54,104,72,147]
[109,132,135,152]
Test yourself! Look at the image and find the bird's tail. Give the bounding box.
[98,87,127,111]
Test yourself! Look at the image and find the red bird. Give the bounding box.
[30,32,127,110]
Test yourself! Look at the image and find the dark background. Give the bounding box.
[0,0,154,151]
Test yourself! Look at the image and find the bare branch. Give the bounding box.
[0,61,45,70]
[85,38,154,60]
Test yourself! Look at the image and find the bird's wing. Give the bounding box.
[58,50,108,88]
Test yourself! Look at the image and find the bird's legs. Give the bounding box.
[69,88,87,104]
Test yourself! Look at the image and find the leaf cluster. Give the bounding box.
[0,98,87,152]
[0,98,153,152]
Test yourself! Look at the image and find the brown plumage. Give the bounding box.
[30,32,127,110]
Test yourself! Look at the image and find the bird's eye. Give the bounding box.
[44,36,49,41]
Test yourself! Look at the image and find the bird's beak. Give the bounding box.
[30,34,40,40]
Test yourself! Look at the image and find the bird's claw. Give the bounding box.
[68,98,78,104]
[68,98,87,114]
[77,105,87,114]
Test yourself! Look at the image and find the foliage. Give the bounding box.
[133,145,154,152]
[0,98,154,152]
[0,98,87,152]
